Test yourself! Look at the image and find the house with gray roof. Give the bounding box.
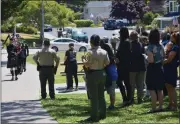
[83,1,112,20]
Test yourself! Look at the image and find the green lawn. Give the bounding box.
[41,92,180,123]
[27,52,85,84]
[1,33,39,47]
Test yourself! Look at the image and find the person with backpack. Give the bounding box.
[129,31,146,104]
[64,43,78,91]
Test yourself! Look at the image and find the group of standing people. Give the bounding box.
[81,27,179,122]
[7,39,29,81]
[32,27,179,123]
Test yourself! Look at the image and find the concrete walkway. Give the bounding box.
[1,53,58,123]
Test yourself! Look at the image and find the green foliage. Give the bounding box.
[74,20,93,27]
[151,19,160,28]
[142,12,161,25]
[66,23,77,27]
[7,1,75,30]
[142,12,155,25]
[22,26,38,34]
[90,24,96,27]
[145,25,152,30]
[74,12,82,20]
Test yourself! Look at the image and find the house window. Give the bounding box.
[169,1,178,12]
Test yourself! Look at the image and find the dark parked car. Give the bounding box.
[116,20,126,29]
[103,19,117,30]
[44,24,52,32]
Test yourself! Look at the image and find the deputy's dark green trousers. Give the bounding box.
[87,70,106,120]
[39,67,55,99]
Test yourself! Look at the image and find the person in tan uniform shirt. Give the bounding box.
[82,34,110,122]
[33,40,60,99]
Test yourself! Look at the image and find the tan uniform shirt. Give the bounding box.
[85,46,110,70]
[33,47,60,66]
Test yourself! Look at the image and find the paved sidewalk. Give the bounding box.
[1,53,57,123]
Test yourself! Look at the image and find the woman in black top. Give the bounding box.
[64,43,78,91]
[116,27,131,105]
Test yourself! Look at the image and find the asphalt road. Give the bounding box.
[47,27,125,40]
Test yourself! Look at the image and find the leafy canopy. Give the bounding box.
[110,0,149,22]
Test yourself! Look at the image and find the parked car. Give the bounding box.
[71,30,88,43]
[50,38,90,52]
[62,27,73,37]
[103,19,117,30]
[44,24,52,32]
[116,20,126,29]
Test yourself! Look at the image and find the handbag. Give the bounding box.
[106,64,118,81]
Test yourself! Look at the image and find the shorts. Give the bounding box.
[107,81,116,96]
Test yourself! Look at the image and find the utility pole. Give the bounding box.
[40,0,44,46]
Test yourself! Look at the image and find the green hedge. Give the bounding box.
[74,20,93,27]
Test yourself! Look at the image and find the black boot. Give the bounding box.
[10,70,14,81]
[15,70,18,80]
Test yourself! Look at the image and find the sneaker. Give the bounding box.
[24,69,26,72]
[108,105,115,110]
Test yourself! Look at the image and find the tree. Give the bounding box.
[18,1,74,29]
[1,0,25,23]
[110,0,149,23]
[142,11,160,25]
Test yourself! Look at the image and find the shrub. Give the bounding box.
[74,12,82,20]
[142,12,155,25]
[16,26,24,33]
[90,24,95,27]
[1,23,13,33]
[23,26,38,34]
[145,25,152,30]
[66,23,76,27]
[74,20,93,27]
[1,24,9,33]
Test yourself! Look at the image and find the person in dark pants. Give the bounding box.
[21,43,29,72]
[33,40,60,99]
[100,39,117,110]
[82,34,110,122]
[64,43,78,91]
[7,43,18,80]
[129,31,146,104]
[116,27,132,106]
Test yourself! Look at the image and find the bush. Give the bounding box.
[23,26,38,34]
[67,23,76,27]
[74,12,82,20]
[1,23,13,33]
[1,24,9,33]
[16,26,24,33]
[90,24,96,27]
[145,25,152,30]
[74,20,93,27]
[142,12,154,25]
